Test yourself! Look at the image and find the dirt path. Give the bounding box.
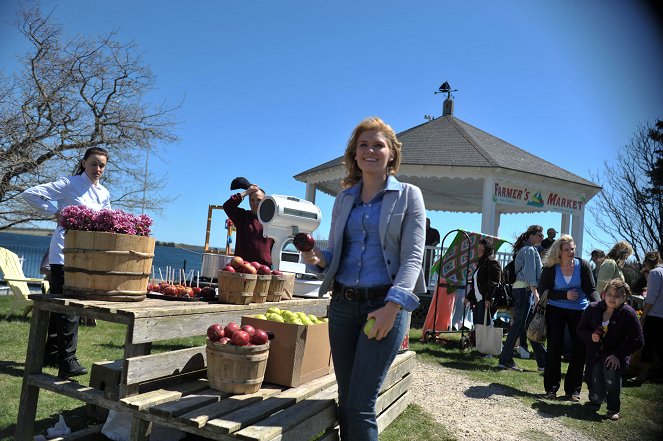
[411,359,594,441]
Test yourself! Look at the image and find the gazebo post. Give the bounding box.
[561,213,571,235]
[571,210,585,256]
[480,176,497,236]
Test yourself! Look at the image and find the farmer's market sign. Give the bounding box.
[493,180,585,214]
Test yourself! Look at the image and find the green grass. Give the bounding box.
[0,297,449,441]
[408,328,663,441]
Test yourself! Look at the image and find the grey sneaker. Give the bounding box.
[606,411,620,421]
[497,362,523,372]
[58,358,88,378]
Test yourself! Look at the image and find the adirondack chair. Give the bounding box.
[0,247,49,319]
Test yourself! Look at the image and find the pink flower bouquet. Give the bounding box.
[59,205,152,237]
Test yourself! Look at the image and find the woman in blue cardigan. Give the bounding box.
[302,117,426,441]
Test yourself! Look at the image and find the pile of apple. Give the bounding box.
[222,256,284,276]
[207,321,269,346]
[253,307,328,326]
[148,282,215,299]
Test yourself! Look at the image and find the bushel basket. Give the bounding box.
[206,339,269,394]
[219,271,257,304]
[63,230,155,301]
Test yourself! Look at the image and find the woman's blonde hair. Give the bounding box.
[341,117,402,188]
[543,234,575,267]
[607,241,633,266]
[604,278,632,298]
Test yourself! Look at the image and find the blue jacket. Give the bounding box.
[311,177,426,311]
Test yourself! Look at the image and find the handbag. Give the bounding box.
[526,290,549,343]
[475,308,503,356]
[491,282,514,309]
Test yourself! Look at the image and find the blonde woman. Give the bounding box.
[301,117,425,441]
[596,241,634,293]
[538,235,598,401]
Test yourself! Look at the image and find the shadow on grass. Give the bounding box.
[4,314,32,324]
[0,360,25,378]
[531,400,605,422]
[0,405,102,440]
[464,382,539,400]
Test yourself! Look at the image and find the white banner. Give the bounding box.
[493,180,585,214]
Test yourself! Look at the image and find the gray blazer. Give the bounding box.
[316,177,426,310]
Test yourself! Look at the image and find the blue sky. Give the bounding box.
[2,1,662,257]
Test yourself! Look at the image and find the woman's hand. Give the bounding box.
[366,302,401,341]
[591,332,601,343]
[604,354,621,370]
[242,184,259,198]
[301,247,326,268]
[532,288,540,305]
[567,289,579,301]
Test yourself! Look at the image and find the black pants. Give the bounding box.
[45,264,79,364]
[642,315,663,364]
[544,304,585,396]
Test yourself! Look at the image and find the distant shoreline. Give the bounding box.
[2,228,53,237]
[1,228,205,250]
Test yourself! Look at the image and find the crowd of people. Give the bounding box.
[461,226,660,422]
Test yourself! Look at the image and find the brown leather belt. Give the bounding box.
[333,282,390,301]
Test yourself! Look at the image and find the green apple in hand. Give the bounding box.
[364,318,376,338]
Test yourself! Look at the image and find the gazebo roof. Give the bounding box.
[293,114,601,214]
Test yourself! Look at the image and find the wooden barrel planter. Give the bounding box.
[267,274,286,302]
[206,339,269,394]
[218,271,257,305]
[252,275,271,303]
[63,230,155,302]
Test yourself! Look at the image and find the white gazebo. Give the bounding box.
[293,98,601,255]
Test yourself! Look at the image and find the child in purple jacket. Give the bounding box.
[577,279,644,421]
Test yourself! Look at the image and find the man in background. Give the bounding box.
[223,177,274,266]
[541,228,557,250]
[590,249,606,282]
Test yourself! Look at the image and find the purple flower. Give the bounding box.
[59,205,153,237]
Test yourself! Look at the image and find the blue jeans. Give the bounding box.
[328,294,408,441]
[589,361,622,412]
[499,287,531,366]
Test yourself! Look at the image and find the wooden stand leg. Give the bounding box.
[16,306,50,441]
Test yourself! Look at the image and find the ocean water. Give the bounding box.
[0,231,203,280]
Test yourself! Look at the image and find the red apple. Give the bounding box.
[240,324,256,337]
[231,330,250,346]
[222,265,236,273]
[251,329,269,345]
[293,232,315,252]
[271,270,283,276]
[162,285,179,296]
[218,337,231,345]
[207,323,224,341]
[258,265,271,275]
[192,287,202,296]
[224,322,240,338]
[241,263,257,275]
[230,256,245,269]
[250,261,261,270]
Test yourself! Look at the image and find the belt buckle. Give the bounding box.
[344,288,355,300]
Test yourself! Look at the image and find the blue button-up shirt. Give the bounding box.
[334,187,392,288]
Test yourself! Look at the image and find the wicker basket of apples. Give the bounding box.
[206,322,270,394]
[218,256,258,304]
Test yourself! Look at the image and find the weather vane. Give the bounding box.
[434,81,458,99]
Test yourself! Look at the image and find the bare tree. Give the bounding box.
[588,119,663,262]
[0,4,180,230]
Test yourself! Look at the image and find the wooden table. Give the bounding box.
[15,294,331,440]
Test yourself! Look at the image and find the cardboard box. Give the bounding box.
[241,315,332,387]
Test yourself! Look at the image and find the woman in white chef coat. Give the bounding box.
[22,147,111,378]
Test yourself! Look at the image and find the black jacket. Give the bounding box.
[468,258,502,303]
[577,301,644,373]
[539,258,599,303]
